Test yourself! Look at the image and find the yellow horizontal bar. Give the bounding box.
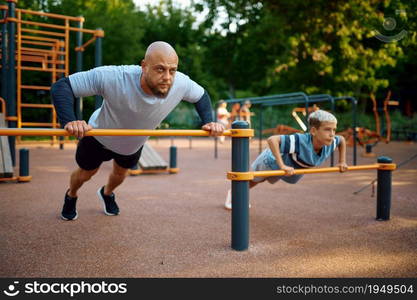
[254,165,382,176]
[17,8,84,22]
[20,122,55,127]
[227,163,396,180]
[21,85,51,90]
[21,28,66,37]
[20,47,65,55]
[20,103,54,108]
[21,34,61,42]
[0,128,254,137]
[20,66,66,73]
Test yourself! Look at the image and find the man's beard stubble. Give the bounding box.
[145,76,171,98]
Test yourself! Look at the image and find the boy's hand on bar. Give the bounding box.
[337,162,348,172]
[281,165,295,176]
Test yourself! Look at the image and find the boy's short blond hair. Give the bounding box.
[308,110,337,129]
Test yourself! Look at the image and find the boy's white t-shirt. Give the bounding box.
[69,65,204,155]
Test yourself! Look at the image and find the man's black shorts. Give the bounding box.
[76,136,143,170]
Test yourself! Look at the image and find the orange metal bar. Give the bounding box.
[64,19,69,75]
[21,40,56,47]
[0,97,6,114]
[20,122,55,127]
[21,34,60,42]
[254,165,382,176]
[20,66,66,73]
[20,103,53,108]
[17,19,98,34]
[20,47,65,55]
[17,8,84,22]
[21,28,66,37]
[17,10,22,128]
[75,36,96,52]
[21,85,50,90]
[0,128,254,137]
[227,163,397,181]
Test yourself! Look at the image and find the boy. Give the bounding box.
[225,110,348,210]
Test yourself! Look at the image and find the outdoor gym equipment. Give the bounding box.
[0,124,395,252]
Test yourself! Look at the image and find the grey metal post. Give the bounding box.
[7,0,16,166]
[258,105,263,154]
[75,17,83,119]
[94,28,103,109]
[231,121,250,251]
[169,146,177,170]
[352,98,358,165]
[19,148,29,177]
[1,8,7,101]
[376,156,393,221]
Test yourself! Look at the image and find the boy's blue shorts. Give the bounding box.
[251,151,303,184]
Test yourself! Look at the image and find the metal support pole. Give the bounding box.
[258,105,263,154]
[169,145,179,174]
[7,0,16,166]
[58,40,65,149]
[214,105,218,159]
[376,156,392,221]
[352,98,358,165]
[75,18,83,120]
[169,146,177,169]
[1,8,7,102]
[94,28,103,109]
[330,98,335,167]
[19,148,29,177]
[231,121,250,251]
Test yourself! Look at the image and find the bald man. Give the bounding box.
[51,41,224,221]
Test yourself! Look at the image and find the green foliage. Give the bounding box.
[9,0,417,132]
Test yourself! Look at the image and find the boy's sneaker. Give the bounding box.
[61,190,78,221]
[224,189,251,210]
[97,186,119,216]
[224,189,232,210]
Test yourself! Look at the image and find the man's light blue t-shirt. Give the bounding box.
[69,65,204,155]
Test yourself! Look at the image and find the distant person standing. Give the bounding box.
[216,100,230,143]
[229,102,241,128]
[240,100,254,127]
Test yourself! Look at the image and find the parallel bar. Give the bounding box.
[21,28,66,37]
[0,128,254,137]
[17,8,84,22]
[21,85,51,90]
[17,19,98,34]
[20,103,53,108]
[20,66,66,73]
[254,164,383,176]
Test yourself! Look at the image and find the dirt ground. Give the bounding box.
[0,137,416,278]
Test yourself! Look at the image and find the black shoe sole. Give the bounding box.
[61,212,78,221]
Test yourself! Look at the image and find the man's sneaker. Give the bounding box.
[224,189,251,210]
[61,190,78,221]
[97,186,119,216]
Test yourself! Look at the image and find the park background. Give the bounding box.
[1,0,417,279]
[4,0,417,135]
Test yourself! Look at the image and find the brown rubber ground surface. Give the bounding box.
[0,138,416,277]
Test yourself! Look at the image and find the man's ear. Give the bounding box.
[310,126,317,136]
[141,59,146,68]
